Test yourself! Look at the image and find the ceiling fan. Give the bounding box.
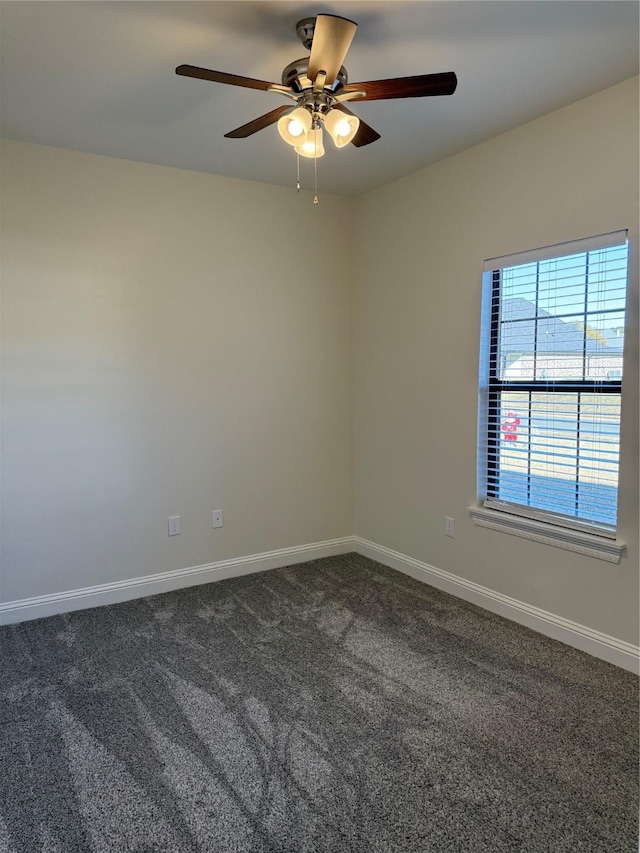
[176,13,457,158]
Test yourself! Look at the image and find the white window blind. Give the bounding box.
[478,231,629,536]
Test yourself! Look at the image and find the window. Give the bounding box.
[472,231,629,560]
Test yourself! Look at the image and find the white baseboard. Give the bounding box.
[2,534,637,674]
[0,537,354,626]
[353,537,640,675]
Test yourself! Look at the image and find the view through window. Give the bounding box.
[479,232,629,534]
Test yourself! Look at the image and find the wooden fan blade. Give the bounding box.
[176,65,277,92]
[342,72,457,101]
[224,105,291,138]
[307,15,357,86]
[333,104,381,147]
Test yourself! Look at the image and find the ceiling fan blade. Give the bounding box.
[333,104,381,147]
[224,105,292,138]
[342,72,457,101]
[176,65,278,92]
[307,14,357,86]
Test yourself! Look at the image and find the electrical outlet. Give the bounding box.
[445,517,455,538]
[168,516,181,536]
[212,510,223,529]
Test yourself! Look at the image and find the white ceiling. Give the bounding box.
[1,1,638,197]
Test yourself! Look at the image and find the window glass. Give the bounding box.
[480,236,628,532]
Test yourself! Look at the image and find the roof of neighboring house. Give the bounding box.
[500,298,624,355]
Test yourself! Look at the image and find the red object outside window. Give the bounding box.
[501,412,520,442]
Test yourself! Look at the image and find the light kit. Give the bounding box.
[277,103,360,158]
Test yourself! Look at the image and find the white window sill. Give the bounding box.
[467,506,626,564]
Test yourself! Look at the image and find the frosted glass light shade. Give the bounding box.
[277,107,312,146]
[324,109,360,148]
[295,127,325,158]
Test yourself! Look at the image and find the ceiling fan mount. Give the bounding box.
[295,17,320,51]
[176,13,457,152]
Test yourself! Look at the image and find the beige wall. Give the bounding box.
[2,78,638,647]
[353,77,639,644]
[1,141,354,601]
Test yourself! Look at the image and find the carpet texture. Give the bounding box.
[0,553,637,852]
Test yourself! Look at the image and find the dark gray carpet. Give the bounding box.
[0,553,637,852]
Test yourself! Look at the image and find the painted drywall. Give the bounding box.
[353,77,639,645]
[1,141,354,601]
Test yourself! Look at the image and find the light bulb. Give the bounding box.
[277,107,312,146]
[295,127,325,158]
[324,109,360,148]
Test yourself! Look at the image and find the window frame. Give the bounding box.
[470,232,628,562]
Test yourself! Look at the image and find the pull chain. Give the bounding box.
[296,150,300,193]
[313,130,319,205]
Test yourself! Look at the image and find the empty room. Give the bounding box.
[1,2,638,851]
